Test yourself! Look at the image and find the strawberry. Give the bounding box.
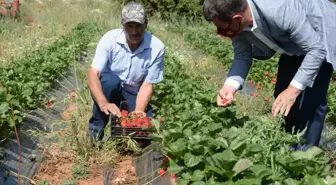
[121,121,127,128]
[159,169,165,176]
[163,157,169,164]
[121,110,128,117]
[170,174,176,179]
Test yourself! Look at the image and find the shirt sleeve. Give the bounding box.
[225,35,253,90]
[91,32,112,72]
[144,47,165,84]
[273,0,327,90]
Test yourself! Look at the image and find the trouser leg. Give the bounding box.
[274,54,333,151]
[88,73,122,141]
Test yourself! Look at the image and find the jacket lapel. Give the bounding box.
[248,0,277,44]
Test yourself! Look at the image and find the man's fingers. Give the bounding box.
[280,103,287,116]
[284,104,292,116]
[111,105,121,117]
[272,97,280,113]
[217,95,225,106]
[272,101,282,117]
[104,110,110,115]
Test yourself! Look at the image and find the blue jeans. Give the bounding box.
[88,73,153,141]
[274,54,333,151]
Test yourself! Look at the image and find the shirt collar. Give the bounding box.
[117,29,151,53]
[245,0,258,31]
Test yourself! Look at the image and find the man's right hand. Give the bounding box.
[99,102,121,117]
[217,84,237,107]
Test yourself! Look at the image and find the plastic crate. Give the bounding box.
[111,125,155,140]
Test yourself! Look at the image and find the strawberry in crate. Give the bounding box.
[114,110,155,138]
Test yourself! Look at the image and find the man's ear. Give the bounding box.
[232,15,243,22]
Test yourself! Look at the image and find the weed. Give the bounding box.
[72,161,90,180]
[60,178,76,185]
[39,180,49,185]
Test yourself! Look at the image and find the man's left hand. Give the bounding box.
[272,85,302,117]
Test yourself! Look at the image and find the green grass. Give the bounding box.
[0,0,122,67]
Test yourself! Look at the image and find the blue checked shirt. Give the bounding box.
[91,29,165,93]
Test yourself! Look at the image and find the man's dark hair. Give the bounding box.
[203,0,248,22]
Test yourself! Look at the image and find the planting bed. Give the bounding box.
[147,50,336,184]
[0,22,100,185]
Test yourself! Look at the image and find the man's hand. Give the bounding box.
[135,82,153,114]
[272,85,302,117]
[132,110,147,117]
[217,84,237,107]
[99,101,121,117]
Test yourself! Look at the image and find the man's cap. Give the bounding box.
[122,2,147,24]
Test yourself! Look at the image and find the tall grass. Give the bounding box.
[0,0,123,67]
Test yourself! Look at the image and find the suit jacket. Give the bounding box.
[228,0,336,89]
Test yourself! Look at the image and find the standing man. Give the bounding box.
[87,2,165,141]
[203,0,336,151]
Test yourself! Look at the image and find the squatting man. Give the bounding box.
[87,2,165,141]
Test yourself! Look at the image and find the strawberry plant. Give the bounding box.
[0,22,101,142]
[149,51,336,184]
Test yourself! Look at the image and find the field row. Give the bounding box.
[0,22,100,142]
[149,48,336,185]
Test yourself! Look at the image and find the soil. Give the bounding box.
[32,143,138,185]
[32,100,138,185]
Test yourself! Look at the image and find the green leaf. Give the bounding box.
[326,176,336,185]
[291,151,309,160]
[178,179,190,185]
[168,159,184,174]
[233,159,253,177]
[169,138,187,154]
[184,153,203,167]
[306,147,324,159]
[206,165,225,175]
[0,102,9,114]
[230,139,247,154]
[191,170,204,182]
[207,178,225,185]
[234,178,261,185]
[183,129,193,138]
[208,122,222,132]
[206,149,237,172]
[214,138,229,148]
[283,178,300,185]
[250,165,272,179]
[246,144,263,155]
[181,172,192,180]
[304,174,327,185]
[191,181,206,185]
[22,88,33,97]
